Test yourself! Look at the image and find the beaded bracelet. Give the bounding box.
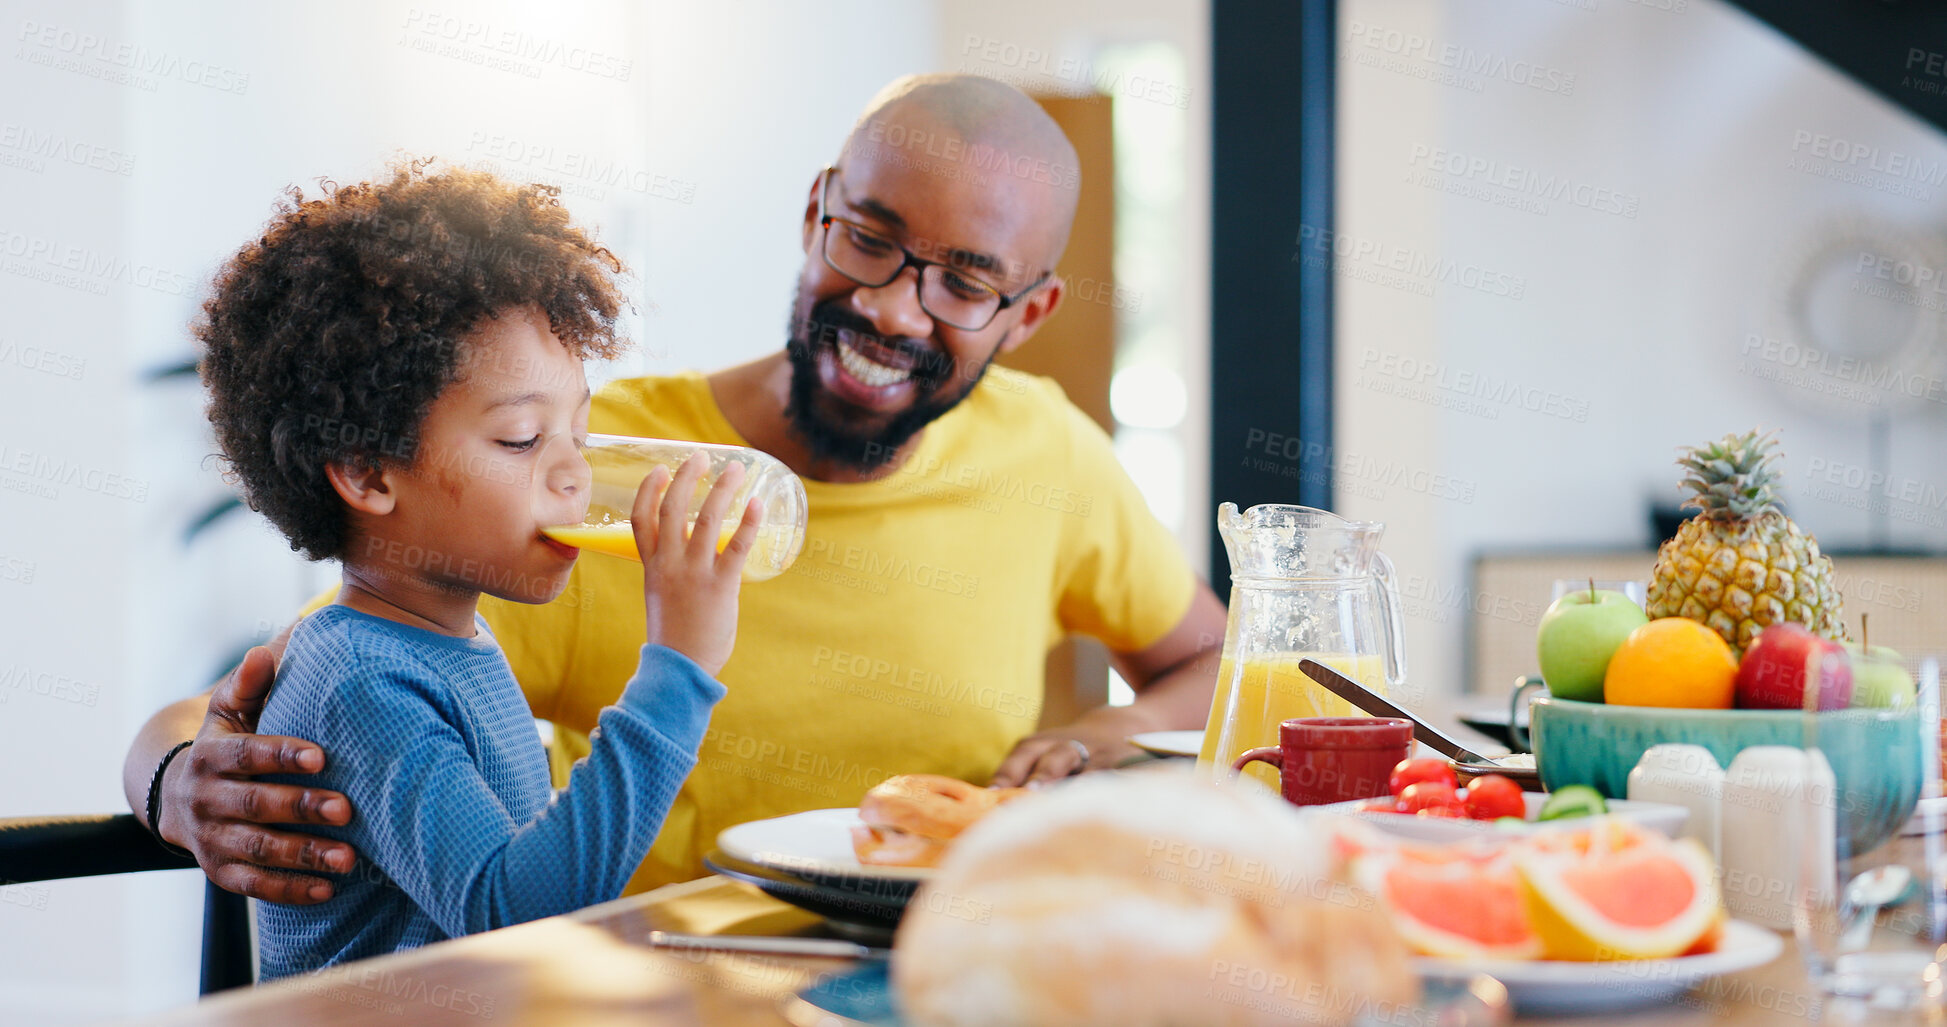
[145,740,196,858]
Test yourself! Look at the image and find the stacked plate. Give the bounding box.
[707,808,929,944]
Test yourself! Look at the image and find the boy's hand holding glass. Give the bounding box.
[631,453,763,677]
[540,435,806,582]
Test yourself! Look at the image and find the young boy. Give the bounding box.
[195,162,762,979]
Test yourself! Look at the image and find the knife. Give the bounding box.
[646,930,891,961]
[1297,659,1492,764]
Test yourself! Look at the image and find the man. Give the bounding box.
[124,74,1227,902]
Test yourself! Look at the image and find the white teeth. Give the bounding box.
[836,338,913,388]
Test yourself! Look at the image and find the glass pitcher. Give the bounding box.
[1197,503,1410,788]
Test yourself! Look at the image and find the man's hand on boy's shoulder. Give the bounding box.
[157,645,362,903]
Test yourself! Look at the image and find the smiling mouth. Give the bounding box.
[834,332,915,389]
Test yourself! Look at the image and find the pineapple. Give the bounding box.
[1646,430,1844,655]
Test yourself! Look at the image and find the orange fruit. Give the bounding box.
[1515,818,1720,960]
[1602,617,1738,708]
[1356,844,1543,959]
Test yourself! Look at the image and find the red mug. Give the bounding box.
[1232,717,1415,806]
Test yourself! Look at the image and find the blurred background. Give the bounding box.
[1,0,1943,1019]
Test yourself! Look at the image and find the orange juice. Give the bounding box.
[542,523,655,561]
[1197,652,1389,789]
[542,519,787,582]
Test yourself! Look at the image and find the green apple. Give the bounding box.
[1536,589,1650,702]
[1844,642,1915,708]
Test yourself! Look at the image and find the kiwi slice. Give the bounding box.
[1537,784,1608,821]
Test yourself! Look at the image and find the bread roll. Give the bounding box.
[853,774,1028,868]
[893,772,1417,1027]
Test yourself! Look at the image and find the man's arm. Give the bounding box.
[121,641,358,903]
[121,691,214,816]
[991,583,1226,786]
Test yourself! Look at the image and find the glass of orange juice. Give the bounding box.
[541,435,807,582]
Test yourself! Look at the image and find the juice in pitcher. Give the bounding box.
[1198,652,1389,790]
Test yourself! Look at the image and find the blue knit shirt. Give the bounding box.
[253,604,724,979]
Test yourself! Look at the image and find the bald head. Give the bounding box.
[839,74,1081,266]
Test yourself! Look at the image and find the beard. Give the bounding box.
[784,292,995,473]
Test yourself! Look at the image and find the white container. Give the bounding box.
[1627,744,1723,861]
[1720,746,1836,930]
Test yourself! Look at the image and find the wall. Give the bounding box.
[0,4,179,1019]
[935,0,1213,573]
[0,1,933,1019]
[1337,0,1947,702]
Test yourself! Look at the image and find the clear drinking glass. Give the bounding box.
[1792,655,1942,1009]
[540,434,808,582]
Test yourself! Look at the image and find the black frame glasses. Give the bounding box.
[816,166,1050,331]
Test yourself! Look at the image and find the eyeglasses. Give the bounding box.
[817,166,1050,332]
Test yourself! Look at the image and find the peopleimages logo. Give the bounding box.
[1353,347,1590,423]
[0,340,86,380]
[15,20,250,94]
[0,444,149,502]
[1740,332,1947,406]
[0,664,101,707]
[1294,225,1527,300]
[0,227,192,297]
[465,132,694,203]
[0,556,33,586]
[0,123,134,176]
[1789,131,1947,186]
[1854,250,1947,294]
[1806,457,1947,508]
[1803,457,1947,530]
[399,8,632,81]
[1405,145,1639,218]
[859,120,1080,190]
[958,35,1191,110]
[1342,21,1576,95]
[1239,431,1478,504]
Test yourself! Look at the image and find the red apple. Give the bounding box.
[1735,622,1853,711]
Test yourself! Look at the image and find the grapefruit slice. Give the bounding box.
[1515,817,1720,961]
[1357,844,1544,960]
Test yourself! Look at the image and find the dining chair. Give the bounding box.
[0,813,252,994]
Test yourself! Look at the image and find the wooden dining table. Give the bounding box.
[129,708,1947,1027]
[128,848,1946,1026]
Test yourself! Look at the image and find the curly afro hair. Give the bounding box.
[197,160,628,561]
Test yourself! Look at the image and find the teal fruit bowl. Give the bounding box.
[1529,697,1924,856]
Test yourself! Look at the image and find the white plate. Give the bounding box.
[1414,920,1784,1015]
[1318,793,1689,843]
[717,808,934,883]
[1128,730,1203,758]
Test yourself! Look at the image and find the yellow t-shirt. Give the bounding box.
[479,366,1195,892]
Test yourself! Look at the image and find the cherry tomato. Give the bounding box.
[1397,781,1463,817]
[1461,774,1526,821]
[1389,758,1458,797]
